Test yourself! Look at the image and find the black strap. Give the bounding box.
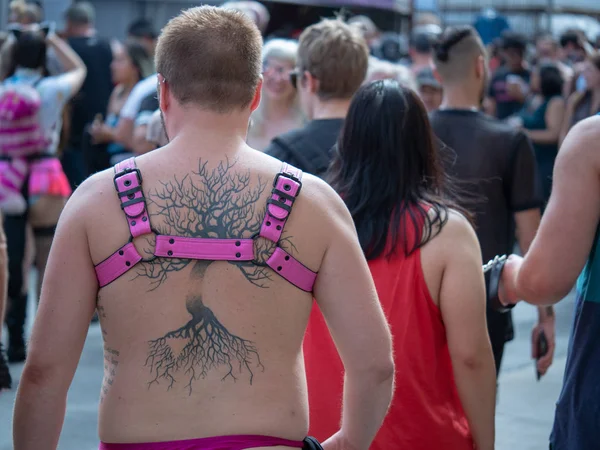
[272,188,296,203]
[118,186,143,198]
[302,437,324,450]
[266,198,292,213]
[486,257,513,313]
[272,134,331,178]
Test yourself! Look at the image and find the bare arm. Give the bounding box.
[313,184,394,450]
[438,213,496,450]
[513,116,600,304]
[514,207,555,372]
[45,34,87,98]
[0,213,6,335]
[13,182,98,449]
[525,98,565,144]
[559,93,580,146]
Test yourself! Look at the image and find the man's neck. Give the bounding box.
[312,98,351,121]
[411,54,431,71]
[440,85,481,111]
[167,109,251,154]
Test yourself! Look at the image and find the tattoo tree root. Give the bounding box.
[145,296,264,395]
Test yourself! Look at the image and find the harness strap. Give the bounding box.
[266,247,317,293]
[155,236,255,261]
[95,242,143,288]
[259,164,317,292]
[259,163,302,243]
[114,157,152,238]
[94,161,318,292]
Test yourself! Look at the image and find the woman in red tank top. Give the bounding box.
[303,80,497,450]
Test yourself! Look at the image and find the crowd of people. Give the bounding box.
[0,1,599,450]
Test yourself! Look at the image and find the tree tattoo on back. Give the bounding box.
[138,159,293,395]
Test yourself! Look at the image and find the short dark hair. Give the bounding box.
[433,26,485,82]
[501,31,527,55]
[410,31,434,54]
[65,1,95,25]
[538,63,563,98]
[7,29,48,77]
[560,30,583,49]
[128,19,158,40]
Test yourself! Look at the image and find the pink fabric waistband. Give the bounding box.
[99,434,304,450]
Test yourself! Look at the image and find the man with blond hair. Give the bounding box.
[265,18,369,178]
[13,6,394,450]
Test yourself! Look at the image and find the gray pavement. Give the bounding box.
[0,287,575,450]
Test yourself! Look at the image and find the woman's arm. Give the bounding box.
[0,213,6,338]
[525,97,565,145]
[559,92,580,146]
[45,33,87,99]
[436,212,496,450]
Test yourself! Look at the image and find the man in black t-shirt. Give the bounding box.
[430,26,555,377]
[62,2,113,187]
[264,19,369,177]
[487,31,530,120]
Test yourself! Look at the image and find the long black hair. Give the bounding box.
[328,79,469,260]
[538,63,563,98]
[124,40,154,81]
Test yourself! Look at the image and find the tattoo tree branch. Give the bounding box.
[139,159,302,393]
[136,159,282,289]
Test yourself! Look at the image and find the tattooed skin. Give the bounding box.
[98,300,119,403]
[101,346,120,403]
[137,159,291,394]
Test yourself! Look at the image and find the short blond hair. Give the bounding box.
[298,19,369,100]
[155,6,262,113]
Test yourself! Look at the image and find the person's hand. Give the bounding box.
[90,119,111,145]
[499,254,523,307]
[506,115,523,129]
[321,432,359,450]
[532,310,556,376]
[506,81,525,101]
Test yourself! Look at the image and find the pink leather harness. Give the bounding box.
[94,158,317,292]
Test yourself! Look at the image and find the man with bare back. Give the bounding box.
[13,6,394,450]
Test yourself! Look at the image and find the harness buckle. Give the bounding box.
[273,171,302,196]
[113,167,143,192]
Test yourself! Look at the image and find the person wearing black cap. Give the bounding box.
[127,19,158,59]
[409,31,436,75]
[416,68,443,112]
